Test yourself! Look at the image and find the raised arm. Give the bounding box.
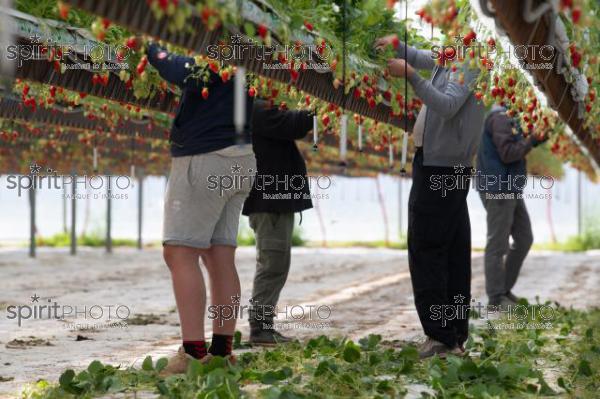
[146,43,219,90]
[396,41,436,71]
[490,113,533,164]
[252,101,313,141]
[407,61,478,119]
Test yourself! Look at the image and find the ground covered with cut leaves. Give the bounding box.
[20,306,600,399]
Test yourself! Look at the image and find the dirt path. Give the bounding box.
[0,247,599,397]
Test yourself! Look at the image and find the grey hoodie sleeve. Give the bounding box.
[396,41,436,71]
[407,61,478,119]
[490,112,533,164]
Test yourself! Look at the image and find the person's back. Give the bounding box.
[147,43,253,156]
[476,105,545,307]
[242,100,313,216]
[243,100,314,345]
[477,105,529,194]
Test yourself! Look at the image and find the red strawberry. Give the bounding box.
[22,84,30,97]
[248,87,256,97]
[208,62,219,74]
[444,47,456,60]
[158,0,169,11]
[487,37,496,48]
[49,86,56,97]
[571,51,581,68]
[126,36,138,50]
[220,70,230,82]
[201,87,209,99]
[257,24,268,39]
[561,0,573,9]
[572,8,581,24]
[58,1,70,19]
[304,21,313,31]
[463,31,476,46]
[102,18,111,29]
[290,69,299,81]
[321,114,330,126]
[391,36,400,49]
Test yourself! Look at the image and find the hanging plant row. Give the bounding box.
[1,0,597,178]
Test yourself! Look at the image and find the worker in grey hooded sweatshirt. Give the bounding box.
[376,34,486,358]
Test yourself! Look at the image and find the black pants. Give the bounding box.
[407,149,471,347]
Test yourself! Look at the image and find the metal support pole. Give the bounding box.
[106,176,112,253]
[398,177,403,240]
[62,184,67,233]
[577,170,582,236]
[137,176,143,250]
[70,174,77,255]
[29,186,36,258]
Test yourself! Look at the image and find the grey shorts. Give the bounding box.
[163,145,256,249]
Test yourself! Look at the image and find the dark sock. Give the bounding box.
[209,334,233,356]
[183,340,207,359]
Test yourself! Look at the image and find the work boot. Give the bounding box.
[159,347,213,377]
[505,291,524,303]
[418,337,463,359]
[249,320,293,346]
[488,295,517,308]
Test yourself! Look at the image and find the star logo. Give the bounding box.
[231,163,242,174]
[454,34,464,44]
[230,294,241,304]
[230,34,242,44]
[29,34,42,44]
[454,294,466,303]
[30,293,40,303]
[454,164,465,174]
[30,162,42,175]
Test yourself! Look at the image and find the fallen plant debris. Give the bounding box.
[6,337,54,350]
[19,305,600,398]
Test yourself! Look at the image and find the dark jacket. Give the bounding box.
[147,43,252,157]
[242,101,314,215]
[476,105,533,193]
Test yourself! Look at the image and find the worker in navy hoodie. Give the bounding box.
[146,41,254,374]
[476,105,546,307]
